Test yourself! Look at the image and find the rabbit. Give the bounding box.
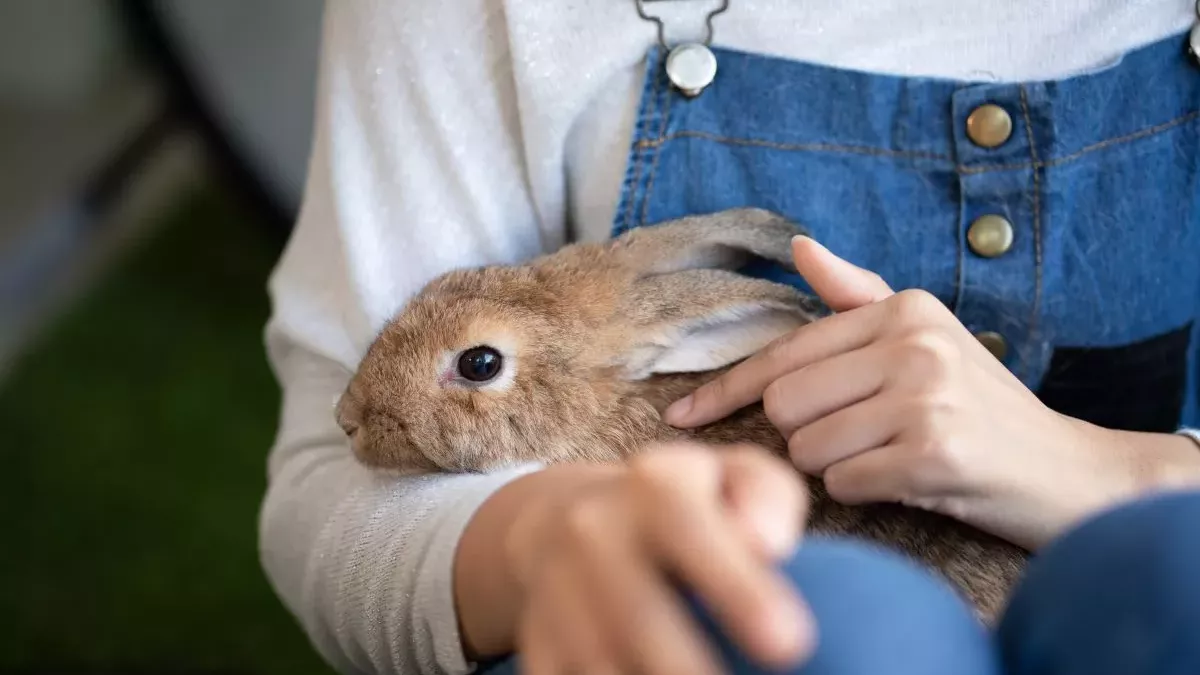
[335,207,1029,624]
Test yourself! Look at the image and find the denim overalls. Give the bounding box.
[613,29,1200,434]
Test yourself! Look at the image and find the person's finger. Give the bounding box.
[761,345,888,438]
[616,563,728,675]
[632,450,815,670]
[791,235,894,311]
[664,303,890,428]
[518,609,562,675]
[821,442,945,506]
[555,457,729,675]
[787,393,907,475]
[541,560,615,675]
[720,444,810,560]
[579,516,727,675]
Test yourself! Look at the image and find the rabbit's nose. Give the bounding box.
[339,417,360,438]
[335,394,361,437]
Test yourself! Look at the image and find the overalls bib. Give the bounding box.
[613,30,1200,433]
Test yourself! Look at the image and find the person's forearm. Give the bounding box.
[453,462,623,660]
[1030,421,1200,550]
[1112,428,1200,494]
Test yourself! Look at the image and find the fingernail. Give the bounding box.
[776,601,817,665]
[663,394,694,426]
[791,234,824,250]
[752,593,815,669]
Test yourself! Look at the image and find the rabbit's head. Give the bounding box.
[336,208,825,473]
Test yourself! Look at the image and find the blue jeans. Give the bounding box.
[480,489,1200,674]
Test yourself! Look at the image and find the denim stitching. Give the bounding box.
[958,161,1034,175]
[952,172,965,315]
[635,131,953,162]
[640,79,674,226]
[1018,85,1043,382]
[1043,109,1200,167]
[623,55,663,232]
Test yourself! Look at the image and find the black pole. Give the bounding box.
[110,0,296,243]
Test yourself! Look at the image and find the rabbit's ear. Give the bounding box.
[612,207,803,276]
[616,268,825,379]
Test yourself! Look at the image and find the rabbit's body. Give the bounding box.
[338,207,1029,626]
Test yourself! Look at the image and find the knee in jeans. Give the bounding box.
[761,537,998,675]
[1046,490,1200,576]
[997,491,1200,673]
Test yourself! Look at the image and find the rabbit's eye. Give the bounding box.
[457,346,503,383]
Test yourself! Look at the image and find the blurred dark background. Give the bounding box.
[0,1,334,673]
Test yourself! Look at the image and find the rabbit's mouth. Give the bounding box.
[352,432,443,475]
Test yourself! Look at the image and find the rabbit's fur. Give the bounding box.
[337,207,1028,623]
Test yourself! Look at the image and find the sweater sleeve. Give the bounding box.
[258,2,557,674]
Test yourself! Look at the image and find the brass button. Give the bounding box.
[976,331,1008,361]
[966,104,1013,148]
[967,215,1014,258]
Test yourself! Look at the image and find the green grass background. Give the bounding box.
[0,182,334,674]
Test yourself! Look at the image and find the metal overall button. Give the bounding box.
[635,0,730,97]
[967,215,1015,258]
[975,331,1009,361]
[966,104,1013,148]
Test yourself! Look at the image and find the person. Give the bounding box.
[257,1,1200,673]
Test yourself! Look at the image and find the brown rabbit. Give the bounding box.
[335,207,1029,624]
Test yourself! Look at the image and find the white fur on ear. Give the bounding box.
[629,304,809,378]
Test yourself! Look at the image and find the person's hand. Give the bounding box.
[504,442,813,675]
[663,236,1200,550]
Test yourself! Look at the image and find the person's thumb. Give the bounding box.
[792,235,894,312]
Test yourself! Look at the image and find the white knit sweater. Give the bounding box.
[259,2,1193,674]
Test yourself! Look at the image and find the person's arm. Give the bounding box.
[258,3,562,673]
